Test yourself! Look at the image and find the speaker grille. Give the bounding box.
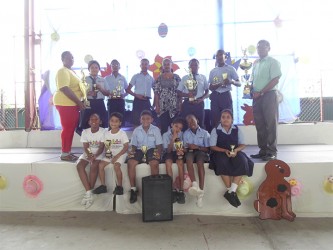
[142,175,173,222]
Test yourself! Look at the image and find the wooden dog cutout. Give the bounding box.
[254,159,296,221]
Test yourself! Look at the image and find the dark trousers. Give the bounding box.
[107,99,125,120]
[253,90,278,155]
[76,99,108,135]
[210,91,232,128]
[132,98,152,126]
[180,100,205,130]
[159,111,173,135]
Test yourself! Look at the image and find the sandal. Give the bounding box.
[60,154,78,162]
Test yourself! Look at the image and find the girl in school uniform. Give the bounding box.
[76,60,108,135]
[209,109,254,208]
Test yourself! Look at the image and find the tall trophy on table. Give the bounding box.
[79,68,91,109]
[240,48,253,99]
[184,68,197,102]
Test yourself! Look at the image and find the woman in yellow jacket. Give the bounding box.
[53,51,85,161]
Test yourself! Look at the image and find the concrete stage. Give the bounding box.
[0,123,332,217]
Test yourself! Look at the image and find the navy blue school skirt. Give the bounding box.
[209,151,254,177]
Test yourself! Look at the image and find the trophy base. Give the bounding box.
[242,94,252,99]
[188,98,196,102]
[105,153,112,159]
[84,100,92,109]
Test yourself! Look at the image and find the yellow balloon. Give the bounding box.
[247,45,256,55]
[237,177,253,199]
[51,32,60,42]
[0,175,7,190]
[323,180,333,194]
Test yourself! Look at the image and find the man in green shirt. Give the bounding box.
[250,40,282,161]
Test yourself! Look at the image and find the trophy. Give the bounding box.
[104,140,113,159]
[174,138,184,160]
[184,68,197,102]
[153,148,160,160]
[79,69,91,108]
[230,145,236,156]
[92,82,98,99]
[240,47,253,99]
[141,145,148,163]
[86,147,93,159]
[112,80,122,98]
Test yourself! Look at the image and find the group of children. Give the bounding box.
[77,108,254,210]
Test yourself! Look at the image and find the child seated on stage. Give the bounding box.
[183,114,210,208]
[93,112,129,195]
[76,113,105,209]
[127,110,163,204]
[209,109,254,208]
[162,117,186,204]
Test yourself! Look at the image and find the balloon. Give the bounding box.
[136,50,145,59]
[84,55,93,64]
[0,175,7,190]
[237,177,253,199]
[323,176,333,194]
[51,31,60,42]
[247,45,256,55]
[158,23,168,38]
[23,175,43,198]
[187,47,196,57]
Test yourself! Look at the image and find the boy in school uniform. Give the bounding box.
[127,110,163,203]
[104,59,128,119]
[177,58,209,130]
[183,114,210,208]
[162,117,186,204]
[126,58,154,127]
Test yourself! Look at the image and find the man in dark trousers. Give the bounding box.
[250,40,282,161]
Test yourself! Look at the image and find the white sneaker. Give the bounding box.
[189,181,199,196]
[196,193,204,208]
[81,191,93,208]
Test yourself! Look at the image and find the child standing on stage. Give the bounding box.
[127,110,163,203]
[162,117,186,204]
[183,114,210,208]
[76,113,105,209]
[126,58,154,127]
[93,112,129,195]
[209,109,254,208]
[76,60,108,135]
[104,59,128,118]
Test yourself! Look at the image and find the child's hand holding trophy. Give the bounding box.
[174,138,184,160]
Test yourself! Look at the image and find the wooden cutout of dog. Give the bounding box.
[254,159,296,221]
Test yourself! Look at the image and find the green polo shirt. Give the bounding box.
[252,56,281,92]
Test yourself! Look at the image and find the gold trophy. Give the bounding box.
[184,68,197,102]
[230,145,236,156]
[141,145,148,163]
[86,147,93,159]
[112,80,122,98]
[240,47,253,99]
[79,69,91,109]
[221,73,228,87]
[174,138,184,160]
[104,140,113,159]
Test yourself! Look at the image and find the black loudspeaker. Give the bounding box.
[142,174,173,222]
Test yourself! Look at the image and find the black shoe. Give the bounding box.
[224,191,238,208]
[130,189,138,204]
[234,192,241,206]
[177,190,185,204]
[250,153,265,159]
[113,185,124,195]
[172,189,178,203]
[261,154,277,161]
[93,185,107,194]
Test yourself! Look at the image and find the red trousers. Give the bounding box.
[56,105,79,153]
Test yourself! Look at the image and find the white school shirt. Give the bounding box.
[104,129,129,156]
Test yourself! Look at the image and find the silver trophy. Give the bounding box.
[184,68,197,102]
[240,47,253,99]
